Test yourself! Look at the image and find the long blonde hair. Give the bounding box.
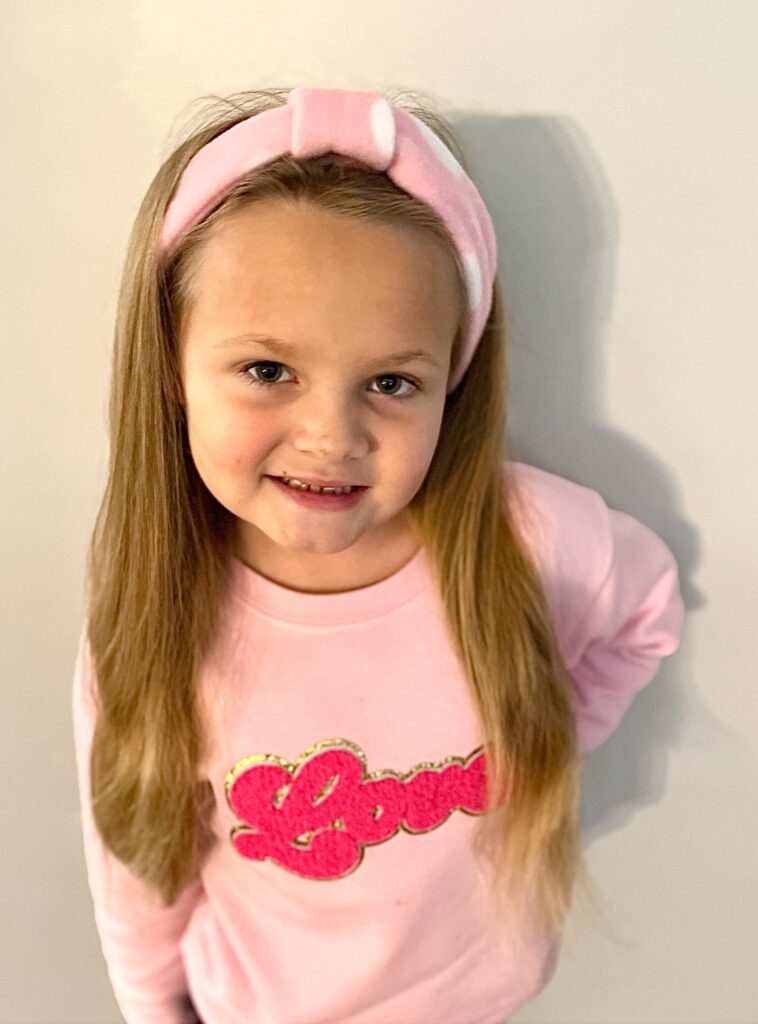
[84,86,605,941]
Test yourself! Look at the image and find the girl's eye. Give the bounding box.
[237,361,421,399]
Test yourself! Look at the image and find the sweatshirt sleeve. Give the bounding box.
[566,506,686,756]
[71,622,204,1024]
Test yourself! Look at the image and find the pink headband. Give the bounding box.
[160,86,498,392]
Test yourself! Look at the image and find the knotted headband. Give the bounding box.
[160,86,498,392]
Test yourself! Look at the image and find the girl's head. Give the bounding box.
[86,86,600,941]
[158,85,495,581]
[177,195,462,578]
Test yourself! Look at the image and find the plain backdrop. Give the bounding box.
[2,1,756,1022]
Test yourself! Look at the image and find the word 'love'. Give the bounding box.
[225,739,489,880]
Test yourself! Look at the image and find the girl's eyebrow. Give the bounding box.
[214,333,443,370]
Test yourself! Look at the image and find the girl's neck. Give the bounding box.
[234,517,421,595]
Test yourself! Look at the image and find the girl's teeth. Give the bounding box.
[282,478,353,494]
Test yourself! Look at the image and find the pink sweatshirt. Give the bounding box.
[71,460,686,1024]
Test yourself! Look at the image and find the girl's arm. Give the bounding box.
[566,506,686,756]
[71,623,203,1024]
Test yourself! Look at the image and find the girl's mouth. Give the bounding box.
[266,476,369,511]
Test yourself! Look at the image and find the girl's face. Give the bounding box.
[178,200,461,592]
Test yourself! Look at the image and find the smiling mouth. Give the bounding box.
[267,475,369,508]
[268,475,368,494]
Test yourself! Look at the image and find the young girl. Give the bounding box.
[72,85,685,1024]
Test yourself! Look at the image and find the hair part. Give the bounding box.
[84,86,609,942]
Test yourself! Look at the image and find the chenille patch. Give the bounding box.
[224,739,488,880]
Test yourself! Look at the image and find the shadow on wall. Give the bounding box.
[455,110,702,855]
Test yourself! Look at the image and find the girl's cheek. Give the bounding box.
[215,407,277,464]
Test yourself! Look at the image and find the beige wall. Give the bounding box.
[3,1,755,1021]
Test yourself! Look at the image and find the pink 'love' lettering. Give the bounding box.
[225,739,489,880]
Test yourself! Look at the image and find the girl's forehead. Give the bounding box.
[201,200,442,265]
[189,206,460,312]
[178,203,464,364]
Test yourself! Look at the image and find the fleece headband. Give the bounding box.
[160,86,498,392]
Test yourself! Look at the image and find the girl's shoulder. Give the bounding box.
[504,459,613,576]
[503,459,683,670]
[503,459,616,648]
